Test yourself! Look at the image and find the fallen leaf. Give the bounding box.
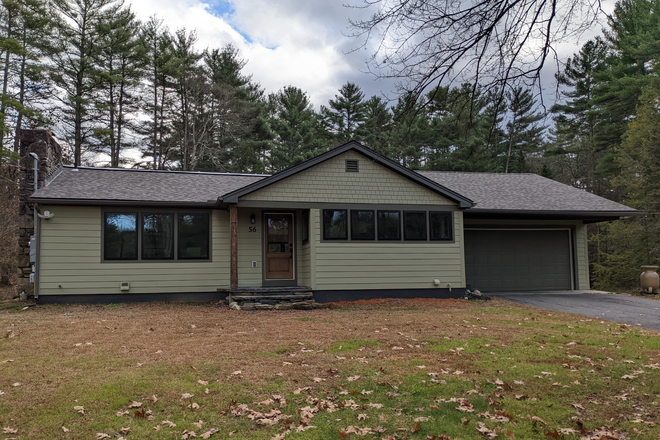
[476,422,497,439]
[96,434,111,440]
[411,422,421,433]
[73,405,85,414]
[571,403,585,410]
[119,427,131,435]
[12,382,21,387]
[347,375,361,382]
[3,427,18,434]
[357,413,368,420]
[415,417,430,422]
[61,426,70,433]
[181,393,194,400]
[197,380,208,385]
[161,420,176,427]
[462,417,470,425]
[200,429,220,439]
[128,401,142,408]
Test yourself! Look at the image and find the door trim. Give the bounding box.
[262,211,297,287]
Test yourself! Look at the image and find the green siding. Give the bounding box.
[39,205,230,296]
[308,209,465,290]
[236,209,263,287]
[241,151,454,205]
[575,223,590,289]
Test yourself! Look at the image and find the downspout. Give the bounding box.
[34,204,40,300]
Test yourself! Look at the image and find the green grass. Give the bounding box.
[326,338,381,353]
[1,301,659,439]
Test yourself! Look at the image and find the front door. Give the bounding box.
[264,213,294,280]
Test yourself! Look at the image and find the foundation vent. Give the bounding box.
[345,159,359,172]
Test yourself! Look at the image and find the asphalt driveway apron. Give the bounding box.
[494,291,660,331]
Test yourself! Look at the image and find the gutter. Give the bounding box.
[28,198,220,208]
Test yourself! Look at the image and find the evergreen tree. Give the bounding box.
[200,45,270,173]
[0,0,54,158]
[268,86,325,172]
[502,87,545,173]
[591,0,660,182]
[389,92,429,169]
[547,38,610,194]
[138,16,176,169]
[93,5,146,167]
[50,0,120,166]
[320,82,366,145]
[425,84,495,171]
[361,96,392,156]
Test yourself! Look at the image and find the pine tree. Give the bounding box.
[93,5,146,167]
[320,82,366,145]
[50,0,119,166]
[268,86,325,172]
[361,96,392,157]
[591,0,660,182]
[502,87,545,173]
[0,0,54,158]
[425,84,495,171]
[547,38,610,194]
[138,16,176,169]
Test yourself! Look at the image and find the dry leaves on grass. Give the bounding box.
[476,422,498,439]
[580,426,626,440]
[73,405,85,414]
[2,427,18,434]
[200,428,220,438]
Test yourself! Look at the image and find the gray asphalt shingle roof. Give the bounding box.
[32,166,268,205]
[32,164,636,215]
[418,171,636,213]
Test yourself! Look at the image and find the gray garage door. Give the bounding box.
[465,229,573,291]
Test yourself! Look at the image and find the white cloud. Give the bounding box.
[126,0,375,108]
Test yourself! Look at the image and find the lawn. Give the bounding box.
[1,297,659,439]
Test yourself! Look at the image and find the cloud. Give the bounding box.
[125,0,394,108]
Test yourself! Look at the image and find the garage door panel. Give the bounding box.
[465,229,572,292]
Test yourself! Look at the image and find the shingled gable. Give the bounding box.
[219,141,474,208]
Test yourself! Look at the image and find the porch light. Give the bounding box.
[250,214,255,224]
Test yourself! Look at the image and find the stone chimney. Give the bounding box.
[17,130,63,282]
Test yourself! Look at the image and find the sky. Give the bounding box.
[125,0,614,110]
[127,0,395,109]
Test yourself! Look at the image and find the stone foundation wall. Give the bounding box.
[17,130,62,282]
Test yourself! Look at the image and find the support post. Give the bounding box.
[229,205,238,289]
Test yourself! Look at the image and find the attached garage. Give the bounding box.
[464,229,573,292]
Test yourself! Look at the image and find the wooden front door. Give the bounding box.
[264,213,294,280]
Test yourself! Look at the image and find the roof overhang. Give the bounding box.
[464,208,643,223]
[219,141,474,209]
[30,197,219,208]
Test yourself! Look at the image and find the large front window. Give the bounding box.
[103,210,210,261]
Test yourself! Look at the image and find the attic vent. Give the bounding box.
[345,159,359,172]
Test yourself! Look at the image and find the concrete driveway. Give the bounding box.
[493,291,660,331]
